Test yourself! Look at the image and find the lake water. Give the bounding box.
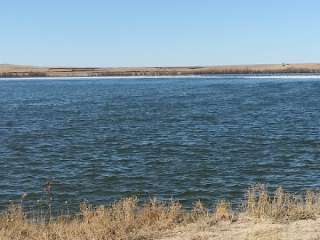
[1,75,320,211]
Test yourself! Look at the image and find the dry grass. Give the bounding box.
[245,185,320,221]
[0,197,185,240]
[0,186,320,240]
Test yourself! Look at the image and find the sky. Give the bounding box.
[1,0,320,67]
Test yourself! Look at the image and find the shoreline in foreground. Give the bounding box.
[1,186,320,240]
[1,63,320,78]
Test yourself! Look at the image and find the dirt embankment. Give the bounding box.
[1,63,320,77]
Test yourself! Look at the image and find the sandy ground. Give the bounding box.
[158,217,320,240]
[1,63,320,77]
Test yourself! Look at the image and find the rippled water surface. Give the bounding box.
[1,75,320,210]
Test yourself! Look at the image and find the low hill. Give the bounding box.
[1,63,320,77]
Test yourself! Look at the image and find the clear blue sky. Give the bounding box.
[1,0,319,67]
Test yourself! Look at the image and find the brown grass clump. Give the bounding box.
[244,185,320,221]
[191,200,209,221]
[189,199,234,226]
[0,186,320,239]
[214,200,233,222]
[0,197,184,240]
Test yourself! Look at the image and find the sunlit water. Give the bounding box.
[1,75,320,212]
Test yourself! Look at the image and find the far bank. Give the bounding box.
[1,63,320,78]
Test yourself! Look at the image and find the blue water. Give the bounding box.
[1,75,320,211]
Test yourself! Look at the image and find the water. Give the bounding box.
[1,75,320,211]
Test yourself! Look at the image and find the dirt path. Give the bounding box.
[158,217,320,240]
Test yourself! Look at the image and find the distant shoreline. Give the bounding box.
[1,63,320,78]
